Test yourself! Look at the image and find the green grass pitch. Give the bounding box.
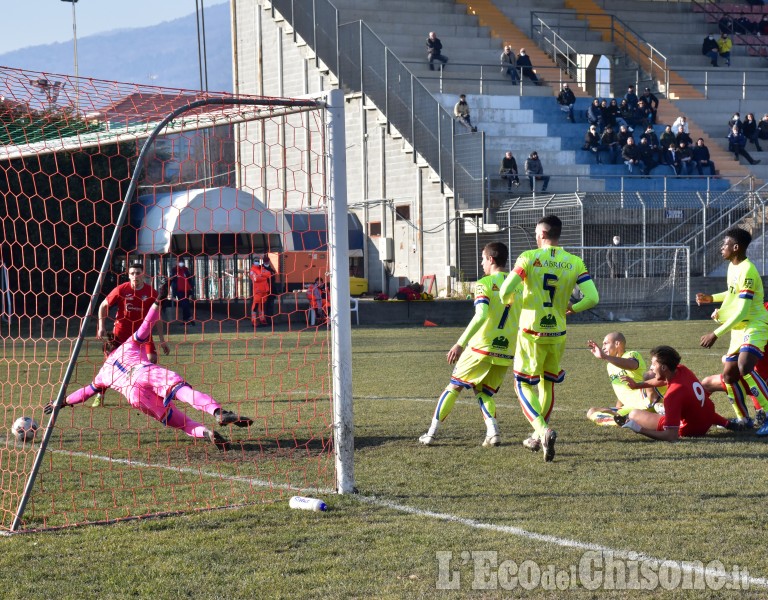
[2,320,768,599]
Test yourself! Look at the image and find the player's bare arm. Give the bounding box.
[96,298,109,339]
[696,293,713,305]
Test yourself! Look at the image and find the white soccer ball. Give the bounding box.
[11,416,38,443]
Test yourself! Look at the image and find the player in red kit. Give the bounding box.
[619,345,735,440]
[249,256,274,326]
[96,260,169,407]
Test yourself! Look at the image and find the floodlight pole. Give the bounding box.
[61,0,79,113]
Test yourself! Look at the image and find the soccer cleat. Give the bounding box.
[756,421,768,437]
[755,409,766,428]
[542,428,557,462]
[522,437,541,452]
[215,409,253,428]
[725,418,754,432]
[91,393,103,408]
[482,434,501,447]
[204,429,230,450]
[418,433,435,445]
[613,413,628,426]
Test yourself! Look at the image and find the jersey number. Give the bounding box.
[692,382,706,407]
[542,273,557,307]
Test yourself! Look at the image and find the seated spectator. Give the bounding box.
[640,126,661,164]
[606,98,622,129]
[624,85,638,110]
[516,48,540,85]
[524,151,550,192]
[691,138,716,176]
[675,126,693,148]
[728,126,761,165]
[743,113,763,152]
[659,125,676,152]
[678,141,694,177]
[633,100,651,131]
[638,136,659,174]
[760,15,768,36]
[600,125,621,164]
[701,34,719,68]
[583,125,604,164]
[728,112,742,133]
[640,88,659,124]
[719,16,734,35]
[453,94,477,132]
[622,137,648,175]
[556,82,575,121]
[664,143,681,175]
[500,45,519,84]
[717,33,732,67]
[499,151,520,190]
[671,115,689,134]
[426,31,448,71]
[587,99,604,131]
[600,99,616,129]
[617,124,632,148]
[619,99,635,130]
[758,114,768,142]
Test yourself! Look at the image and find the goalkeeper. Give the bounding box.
[418,242,521,447]
[46,279,252,449]
[586,332,665,426]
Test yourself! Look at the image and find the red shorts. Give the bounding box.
[113,322,157,356]
[656,414,719,437]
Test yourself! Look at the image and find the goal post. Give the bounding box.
[565,245,691,322]
[0,67,353,532]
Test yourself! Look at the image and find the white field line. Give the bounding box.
[15,446,765,588]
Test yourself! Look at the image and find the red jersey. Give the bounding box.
[658,364,727,436]
[174,266,192,294]
[106,282,158,342]
[249,264,272,295]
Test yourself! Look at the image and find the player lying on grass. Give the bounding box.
[45,279,252,449]
[419,242,521,447]
[696,227,768,430]
[617,345,738,441]
[585,332,665,426]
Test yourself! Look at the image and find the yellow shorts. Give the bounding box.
[450,350,510,395]
[725,325,768,359]
[513,334,566,381]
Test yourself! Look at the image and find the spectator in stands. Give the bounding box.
[426,32,448,71]
[678,141,694,177]
[622,137,648,176]
[675,125,693,148]
[659,125,676,152]
[617,124,633,149]
[702,34,720,67]
[631,100,650,131]
[743,113,763,152]
[501,45,519,84]
[606,235,624,279]
[516,48,540,85]
[671,115,689,135]
[719,16,734,36]
[728,112,743,133]
[606,98,623,129]
[499,151,520,190]
[556,82,575,121]
[692,138,716,176]
[619,99,635,130]
[587,98,604,131]
[453,94,477,133]
[525,151,550,192]
[600,125,621,164]
[624,85,638,111]
[728,126,761,165]
[760,15,768,36]
[583,125,604,164]
[640,87,659,124]
[664,143,682,176]
[758,114,768,143]
[717,32,732,67]
[641,124,661,162]
[638,136,659,174]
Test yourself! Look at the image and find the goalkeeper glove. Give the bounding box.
[622,419,642,433]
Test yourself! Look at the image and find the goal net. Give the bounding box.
[0,66,349,531]
[565,245,690,322]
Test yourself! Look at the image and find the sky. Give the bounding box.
[0,0,227,55]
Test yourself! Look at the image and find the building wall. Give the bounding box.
[233,0,455,294]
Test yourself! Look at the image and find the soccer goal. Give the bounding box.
[565,245,691,322]
[0,66,353,532]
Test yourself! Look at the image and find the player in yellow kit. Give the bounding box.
[419,242,522,447]
[696,227,768,432]
[585,332,665,426]
[499,215,599,461]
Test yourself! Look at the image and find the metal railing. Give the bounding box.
[690,0,768,63]
[270,0,485,211]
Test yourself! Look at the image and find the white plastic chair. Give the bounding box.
[350,298,359,325]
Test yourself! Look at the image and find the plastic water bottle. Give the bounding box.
[289,495,327,512]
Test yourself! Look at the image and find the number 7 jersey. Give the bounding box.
[511,246,592,343]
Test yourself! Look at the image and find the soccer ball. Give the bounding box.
[11,416,38,443]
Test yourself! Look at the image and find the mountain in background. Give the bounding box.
[0,3,232,92]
